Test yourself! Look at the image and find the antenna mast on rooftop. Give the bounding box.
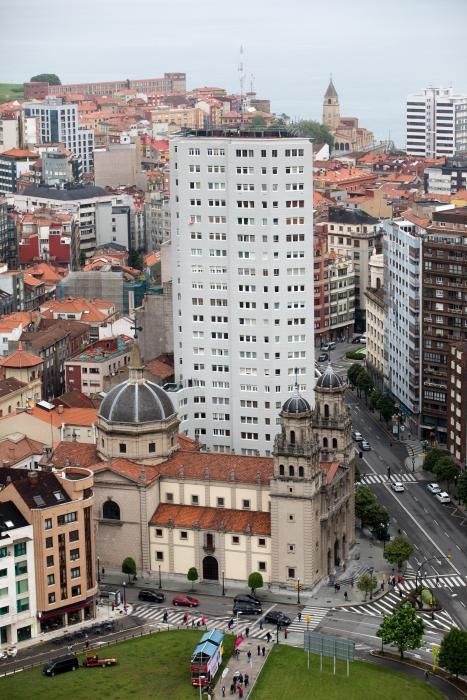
[238,44,245,122]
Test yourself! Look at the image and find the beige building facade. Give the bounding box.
[365,252,385,387]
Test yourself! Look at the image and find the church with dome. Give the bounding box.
[75,345,355,590]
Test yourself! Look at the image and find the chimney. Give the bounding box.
[57,404,64,414]
[2,459,10,467]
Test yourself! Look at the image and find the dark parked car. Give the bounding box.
[233,601,262,616]
[351,336,362,344]
[138,590,165,603]
[264,611,292,627]
[43,655,79,676]
[318,353,328,362]
[234,594,262,610]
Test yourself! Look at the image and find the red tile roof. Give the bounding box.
[0,342,43,368]
[321,461,341,484]
[150,503,271,535]
[157,450,273,484]
[48,441,99,468]
[89,458,159,485]
[30,405,97,427]
[0,435,45,463]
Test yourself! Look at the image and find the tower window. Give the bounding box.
[332,438,338,449]
[289,465,295,477]
[119,443,127,454]
[290,430,295,445]
[279,464,285,476]
[298,466,304,477]
[149,442,156,453]
[328,98,332,104]
[323,437,328,448]
[324,404,330,418]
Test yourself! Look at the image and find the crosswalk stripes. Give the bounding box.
[287,606,329,633]
[404,564,417,579]
[360,473,417,485]
[337,589,457,632]
[406,440,425,457]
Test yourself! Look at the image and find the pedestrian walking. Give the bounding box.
[262,645,266,657]
[222,685,226,697]
[344,591,348,601]
[196,620,201,627]
[163,610,168,623]
[228,618,234,630]
[239,673,244,684]
[334,582,339,593]
[230,683,235,695]
[336,582,341,592]
[257,645,261,656]
[245,626,249,638]
[284,628,288,639]
[424,670,429,682]
[67,645,73,654]
[259,618,263,630]
[201,616,206,628]
[244,674,249,688]
[392,576,396,586]
[85,638,90,650]
[247,650,252,665]
[192,619,196,627]
[398,588,403,598]
[238,687,244,699]
[297,611,302,622]
[266,632,271,643]
[380,582,384,591]
[236,648,240,660]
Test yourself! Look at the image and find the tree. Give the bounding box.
[383,535,414,570]
[378,394,396,423]
[128,249,144,270]
[365,503,390,532]
[291,120,334,148]
[434,457,460,490]
[457,471,467,506]
[187,567,198,591]
[30,73,61,85]
[357,371,374,402]
[122,557,136,582]
[357,573,377,601]
[376,603,425,659]
[250,115,267,127]
[439,627,467,678]
[369,388,383,414]
[423,448,446,473]
[348,363,365,388]
[248,571,264,597]
[355,485,377,528]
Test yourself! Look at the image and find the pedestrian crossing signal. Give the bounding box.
[294,582,302,590]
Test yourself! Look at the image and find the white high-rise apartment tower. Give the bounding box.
[406,87,467,157]
[170,130,314,455]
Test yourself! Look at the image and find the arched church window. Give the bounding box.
[332,438,338,449]
[328,98,332,104]
[298,466,304,477]
[323,437,328,448]
[289,465,295,477]
[324,404,330,418]
[103,500,120,520]
[290,430,295,445]
[279,464,285,476]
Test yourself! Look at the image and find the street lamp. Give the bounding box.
[198,675,206,700]
[369,566,374,600]
[297,578,301,605]
[276,622,280,645]
[122,581,126,607]
[221,570,225,596]
[97,555,100,585]
[158,565,162,589]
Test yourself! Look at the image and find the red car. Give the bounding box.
[172,594,199,607]
[82,655,117,667]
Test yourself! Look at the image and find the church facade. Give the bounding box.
[80,346,355,590]
[323,78,374,154]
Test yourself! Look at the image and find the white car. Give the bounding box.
[360,439,371,451]
[359,336,367,344]
[435,491,451,504]
[391,481,405,492]
[427,482,441,494]
[352,431,363,442]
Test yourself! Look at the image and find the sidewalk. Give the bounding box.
[213,636,273,698]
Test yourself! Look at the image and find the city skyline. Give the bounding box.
[1,0,466,145]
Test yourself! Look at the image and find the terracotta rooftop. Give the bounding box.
[89,457,160,485]
[157,450,273,485]
[321,461,341,484]
[0,434,45,464]
[30,405,97,428]
[0,377,27,399]
[52,391,95,409]
[0,342,43,369]
[48,441,99,469]
[145,354,174,380]
[39,298,115,323]
[150,503,271,536]
[0,148,38,159]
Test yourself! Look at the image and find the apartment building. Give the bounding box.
[447,342,467,466]
[65,336,131,396]
[170,130,314,455]
[313,227,355,345]
[0,467,97,632]
[383,217,424,432]
[326,207,382,332]
[0,501,37,646]
[0,149,39,195]
[23,99,94,173]
[424,155,467,195]
[47,73,186,97]
[406,87,467,158]
[364,252,385,387]
[421,206,467,445]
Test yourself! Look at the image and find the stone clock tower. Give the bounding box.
[270,388,324,587]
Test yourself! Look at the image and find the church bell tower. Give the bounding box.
[322,77,340,132]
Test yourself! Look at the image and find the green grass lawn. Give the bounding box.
[0,83,24,103]
[0,630,234,700]
[251,646,443,700]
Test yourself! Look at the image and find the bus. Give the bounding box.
[190,630,224,687]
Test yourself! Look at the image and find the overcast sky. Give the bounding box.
[1,0,466,145]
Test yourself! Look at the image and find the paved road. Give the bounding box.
[347,387,467,631]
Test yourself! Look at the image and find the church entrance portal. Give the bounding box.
[202,556,219,581]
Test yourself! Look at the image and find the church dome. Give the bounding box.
[99,344,175,424]
[282,388,311,414]
[315,363,344,390]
